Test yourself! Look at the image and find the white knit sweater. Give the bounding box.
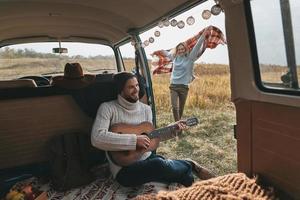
[91,95,152,177]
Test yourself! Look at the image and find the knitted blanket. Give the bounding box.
[135,173,277,200]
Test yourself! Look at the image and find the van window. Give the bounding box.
[119,43,136,72]
[0,42,117,80]
[250,0,299,91]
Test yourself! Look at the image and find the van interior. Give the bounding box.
[0,0,299,199]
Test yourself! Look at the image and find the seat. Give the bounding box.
[51,63,95,89]
[0,79,37,89]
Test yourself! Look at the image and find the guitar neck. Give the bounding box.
[147,125,178,141]
[147,117,198,141]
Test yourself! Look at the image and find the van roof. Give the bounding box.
[0,0,204,46]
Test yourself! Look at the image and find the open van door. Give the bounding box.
[223,0,300,198]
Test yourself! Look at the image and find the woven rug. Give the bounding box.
[7,173,278,200]
[135,173,277,200]
[10,176,179,200]
[45,177,178,200]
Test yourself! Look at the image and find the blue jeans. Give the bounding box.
[115,153,194,187]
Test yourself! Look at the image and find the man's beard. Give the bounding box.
[124,95,139,103]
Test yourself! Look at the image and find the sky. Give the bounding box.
[7,0,299,66]
[137,0,299,66]
[7,1,228,65]
[250,0,299,66]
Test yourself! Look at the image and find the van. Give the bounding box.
[0,0,299,199]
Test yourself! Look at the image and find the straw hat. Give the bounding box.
[51,63,96,89]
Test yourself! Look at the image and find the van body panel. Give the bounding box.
[0,95,93,169]
[235,99,300,198]
[224,0,300,198]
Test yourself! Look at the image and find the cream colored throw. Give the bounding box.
[135,173,277,200]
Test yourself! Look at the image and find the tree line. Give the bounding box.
[0,47,114,59]
[0,47,62,59]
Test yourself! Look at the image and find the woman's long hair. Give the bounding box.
[174,42,189,57]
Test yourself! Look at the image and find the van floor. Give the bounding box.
[12,176,179,200]
[9,173,278,200]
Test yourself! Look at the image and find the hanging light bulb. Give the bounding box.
[143,40,149,46]
[177,20,185,29]
[163,19,170,27]
[149,37,154,43]
[186,16,195,25]
[211,4,222,15]
[202,10,211,20]
[154,30,161,37]
[158,21,164,28]
[130,40,136,46]
[170,19,177,27]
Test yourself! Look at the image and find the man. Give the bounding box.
[91,72,214,187]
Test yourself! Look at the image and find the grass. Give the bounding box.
[151,63,236,176]
[0,58,117,80]
[156,108,236,176]
[152,64,232,111]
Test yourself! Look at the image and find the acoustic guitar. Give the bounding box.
[108,117,199,166]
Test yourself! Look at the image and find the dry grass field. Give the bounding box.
[152,63,236,176]
[1,56,298,176]
[152,63,299,176]
[152,64,232,111]
[0,58,117,80]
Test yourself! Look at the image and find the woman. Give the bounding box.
[169,29,208,121]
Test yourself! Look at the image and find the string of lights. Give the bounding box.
[131,0,223,48]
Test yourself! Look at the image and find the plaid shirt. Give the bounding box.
[151,25,227,75]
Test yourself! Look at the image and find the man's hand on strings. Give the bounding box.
[136,134,151,150]
[175,120,187,131]
[168,120,187,131]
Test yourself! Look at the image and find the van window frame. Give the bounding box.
[244,0,300,96]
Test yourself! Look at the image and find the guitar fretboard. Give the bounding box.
[147,117,198,141]
[147,125,178,141]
